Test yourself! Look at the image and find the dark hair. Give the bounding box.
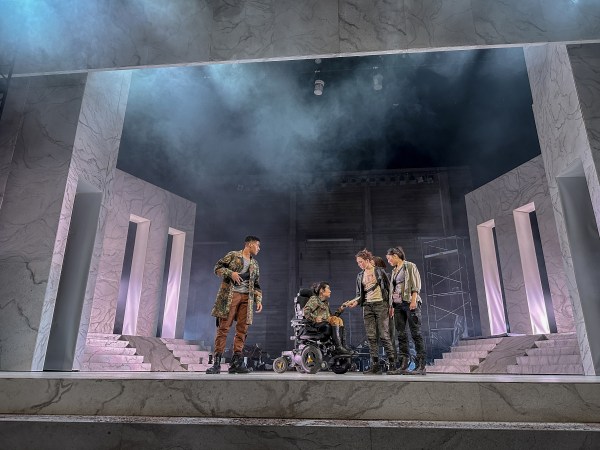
[386,246,405,260]
[355,249,373,260]
[312,281,330,296]
[373,256,387,269]
[244,235,260,243]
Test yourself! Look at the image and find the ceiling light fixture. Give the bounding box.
[314,79,325,96]
[373,73,383,91]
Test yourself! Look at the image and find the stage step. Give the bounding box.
[159,338,213,371]
[507,334,584,375]
[534,338,578,348]
[526,346,580,356]
[430,334,583,375]
[427,364,475,373]
[160,338,210,349]
[542,332,577,340]
[506,364,584,375]
[1,373,598,448]
[439,357,483,366]
[82,334,148,372]
[86,333,121,340]
[172,350,209,358]
[430,337,502,373]
[451,343,497,352]
[456,337,504,346]
[85,338,130,348]
[184,363,230,372]
[86,354,145,364]
[178,353,210,365]
[84,346,137,356]
[445,350,490,359]
[165,343,205,351]
[80,362,151,371]
[516,355,582,365]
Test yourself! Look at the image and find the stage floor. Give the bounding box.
[2,372,599,449]
[1,371,600,423]
[2,370,600,383]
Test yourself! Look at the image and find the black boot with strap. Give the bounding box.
[206,353,222,374]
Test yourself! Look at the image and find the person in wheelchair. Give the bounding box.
[303,281,353,356]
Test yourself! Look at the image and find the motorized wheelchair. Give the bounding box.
[272,288,353,374]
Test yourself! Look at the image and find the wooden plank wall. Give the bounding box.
[185,168,473,357]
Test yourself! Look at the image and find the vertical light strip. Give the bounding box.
[122,214,150,335]
[477,219,507,335]
[514,203,550,334]
[161,228,185,338]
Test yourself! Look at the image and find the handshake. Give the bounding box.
[341,297,360,308]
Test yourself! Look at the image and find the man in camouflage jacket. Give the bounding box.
[206,236,262,374]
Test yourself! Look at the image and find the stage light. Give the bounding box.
[373,73,383,91]
[314,79,325,96]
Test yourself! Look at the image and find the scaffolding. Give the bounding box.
[420,236,476,361]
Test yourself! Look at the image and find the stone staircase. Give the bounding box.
[82,333,151,371]
[507,333,584,375]
[429,337,503,373]
[160,338,229,372]
[429,333,584,375]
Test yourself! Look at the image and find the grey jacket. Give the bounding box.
[390,260,422,303]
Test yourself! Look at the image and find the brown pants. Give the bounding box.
[328,316,343,326]
[214,292,249,354]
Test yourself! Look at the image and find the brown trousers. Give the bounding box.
[214,292,249,354]
[328,316,343,326]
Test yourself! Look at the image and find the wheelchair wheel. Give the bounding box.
[273,356,289,374]
[300,345,322,374]
[331,357,351,374]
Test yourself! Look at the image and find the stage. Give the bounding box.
[1,371,599,449]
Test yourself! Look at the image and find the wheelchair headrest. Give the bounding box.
[298,288,314,298]
[295,288,314,311]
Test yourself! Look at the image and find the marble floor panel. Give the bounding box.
[0,416,599,450]
[1,372,599,424]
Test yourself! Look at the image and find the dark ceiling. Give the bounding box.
[117,47,540,199]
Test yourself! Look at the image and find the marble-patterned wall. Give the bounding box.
[0,72,131,371]
[524,43,600,375]
[0,75,28,211]
[466,155,574,337]
[568,44,600,227]
[3,0,600,76]
[68,72,133,371]
[88,170,195,340]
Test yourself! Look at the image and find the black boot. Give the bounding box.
[228,353,250,374]
[387,355,409,375]
[340,326,356,355]
[206,353,221,374]
[332,326,353,356]
[363,357,382,375]
[410,356,426,375]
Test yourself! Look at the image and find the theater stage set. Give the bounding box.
[1,1,600,448]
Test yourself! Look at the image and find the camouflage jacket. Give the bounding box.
[211,250,262,325]
[303,295,344,323]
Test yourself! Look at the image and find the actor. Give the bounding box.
[303,281,353,356]
[386,246,426,375]
[346,249,396,374]
[373,256,397,363]
[206,236,263,374]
